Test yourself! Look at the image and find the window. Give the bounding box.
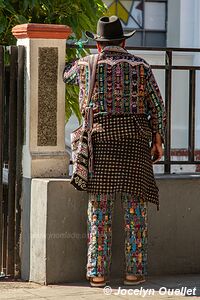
[103,0,168,47]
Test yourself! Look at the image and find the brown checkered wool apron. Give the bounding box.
[87,113,160,211]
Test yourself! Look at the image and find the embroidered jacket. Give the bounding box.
[63,46,166,142]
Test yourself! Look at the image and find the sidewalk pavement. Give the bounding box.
[0,274,199,300]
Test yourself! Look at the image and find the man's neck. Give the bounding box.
[101,45,127,53]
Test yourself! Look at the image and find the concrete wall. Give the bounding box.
[167,0,196,48]
[167,0,181,47]
[25,177,200,284]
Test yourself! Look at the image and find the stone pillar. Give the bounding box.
[12,23,72,178]
[12,24,72,281]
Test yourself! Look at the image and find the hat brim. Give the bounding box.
[85,30,136,42]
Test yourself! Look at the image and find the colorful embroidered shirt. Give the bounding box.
[63,46,167,143]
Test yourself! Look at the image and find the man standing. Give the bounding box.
[63,16,166,287]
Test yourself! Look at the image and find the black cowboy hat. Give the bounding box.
[85,15,136,42]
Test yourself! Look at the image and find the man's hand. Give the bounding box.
[151,133,163,164]
[151,143,163,163]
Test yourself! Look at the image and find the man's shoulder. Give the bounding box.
[108,52,151,71]
[78,54,98,63]
[126,53,150,67]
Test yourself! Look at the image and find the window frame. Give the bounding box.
[104,0,168,46]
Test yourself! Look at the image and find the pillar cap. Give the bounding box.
[12,23,72,39]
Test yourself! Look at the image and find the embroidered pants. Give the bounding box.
[86,192,148,278]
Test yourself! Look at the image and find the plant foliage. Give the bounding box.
[0,0,106,123]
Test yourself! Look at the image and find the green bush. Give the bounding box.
[0,0,106,123]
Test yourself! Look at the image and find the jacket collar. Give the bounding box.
[101,46,128,54]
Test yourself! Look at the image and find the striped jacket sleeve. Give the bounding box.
[145,65,167,144]
[62,59,80,85]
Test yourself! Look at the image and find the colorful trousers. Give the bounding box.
[86,192,148,278]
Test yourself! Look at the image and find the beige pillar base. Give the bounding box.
[31,152,69,177]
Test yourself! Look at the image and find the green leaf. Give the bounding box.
[0,15,7,33]
[0,0,105,120]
